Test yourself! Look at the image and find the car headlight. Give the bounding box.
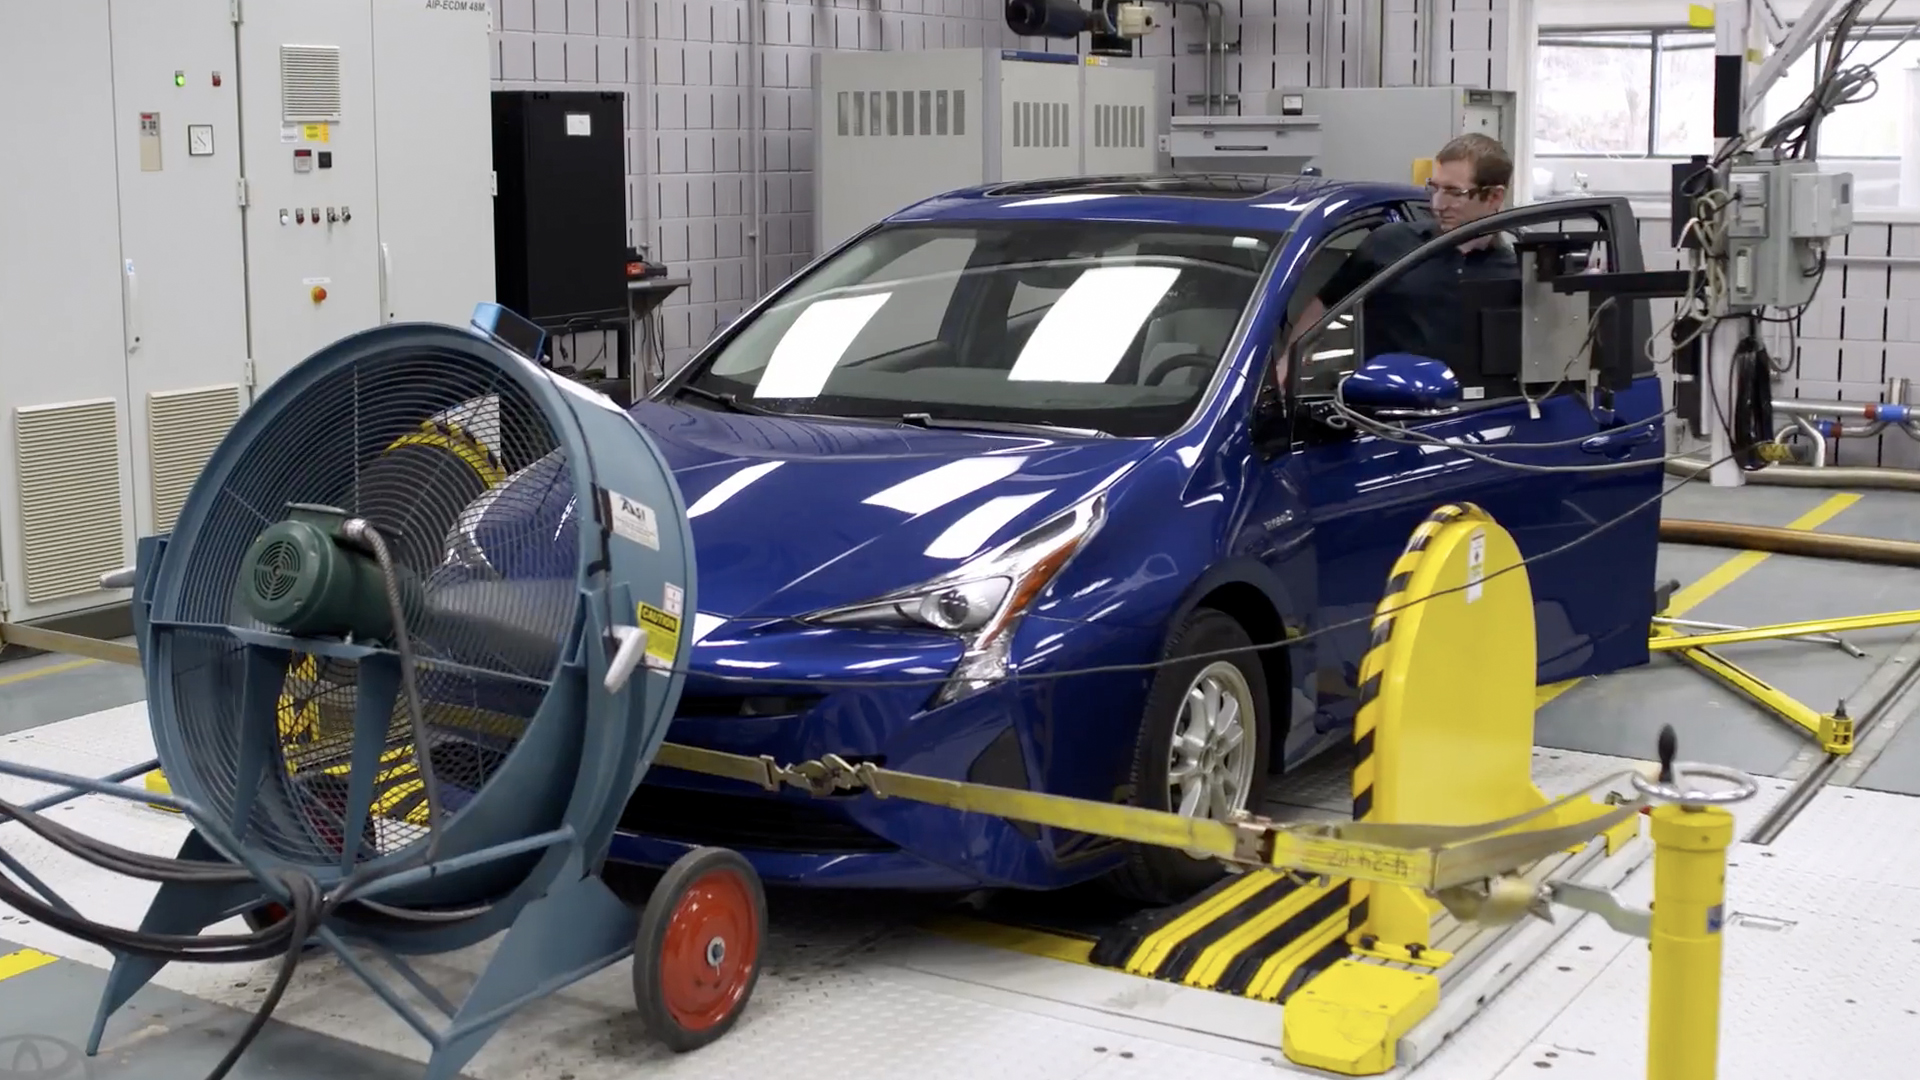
[807,492,1107,704]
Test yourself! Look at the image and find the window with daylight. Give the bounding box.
[1537,24,1918,159]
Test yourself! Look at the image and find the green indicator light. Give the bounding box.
[174,71,186,86]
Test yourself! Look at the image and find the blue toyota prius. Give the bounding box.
[591,174,1668,903]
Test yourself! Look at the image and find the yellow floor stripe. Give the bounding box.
[1536,492,1862,709]
[1182,880,1334,989]
[920,916,1094,965]
[1665,493,1861,617]
[0,948,59,981]
[0,657,98,687]
[1125,870,1277,976]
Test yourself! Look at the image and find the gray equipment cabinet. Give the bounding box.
[812,48,1167,253]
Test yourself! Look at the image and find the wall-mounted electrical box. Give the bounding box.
[1725,158,1855,310]
[812,48,1166,253]
[1165,115,1322,173]
[0,0,494,625]
[1166,86,1517,186]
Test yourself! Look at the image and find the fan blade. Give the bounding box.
[338,654,405,869]
[228,645,298,839]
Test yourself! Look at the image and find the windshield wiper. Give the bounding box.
[675,383,780,416]
[899,413,1111,439]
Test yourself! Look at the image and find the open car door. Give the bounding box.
[1275,196,1677,719]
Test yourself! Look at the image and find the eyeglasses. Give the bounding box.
[1425,180,1497,200]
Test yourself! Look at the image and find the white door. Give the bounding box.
[237,0,383,393]
[109,0,251,538]
[0,0,137,621]
[370,0,496,327]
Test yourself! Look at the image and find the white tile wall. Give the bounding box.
[487,0,1518,369]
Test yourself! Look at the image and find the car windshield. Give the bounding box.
[673,220,1280,438]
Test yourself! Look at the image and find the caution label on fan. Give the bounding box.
[606,489,662,550]
[637,602,681,668]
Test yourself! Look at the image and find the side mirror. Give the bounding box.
[1339,352,1462,414]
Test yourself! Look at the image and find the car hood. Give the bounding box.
[625,402,1148,620]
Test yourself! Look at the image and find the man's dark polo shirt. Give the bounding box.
[1315,219,1520,366]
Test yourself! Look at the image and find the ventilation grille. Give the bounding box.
[1092,103,1147,149]
[1012,101,1072,148]
[281,45,343,123]
[835,89,966,138]
[148,384,243,534]
[15,399,125,606]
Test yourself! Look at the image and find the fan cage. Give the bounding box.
[150,344,597,868]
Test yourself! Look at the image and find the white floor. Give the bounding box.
[4,703,1919,1079]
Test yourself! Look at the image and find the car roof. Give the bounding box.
[880,173,1426,234]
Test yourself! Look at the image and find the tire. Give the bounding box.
[1105,608,1272,906]
[633,847,767,1053]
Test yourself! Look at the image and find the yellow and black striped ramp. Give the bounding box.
[1085,869,1364,1002]
[937,868,1362,1004]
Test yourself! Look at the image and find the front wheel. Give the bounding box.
[1105,608,1272,906]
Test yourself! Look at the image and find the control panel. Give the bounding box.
[1722,156,1854,310]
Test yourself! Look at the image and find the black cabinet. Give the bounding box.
[492,90,627,324]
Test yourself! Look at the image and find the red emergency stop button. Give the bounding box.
[311,285,328,303]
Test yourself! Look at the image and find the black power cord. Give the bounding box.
[1730,321,1782,471]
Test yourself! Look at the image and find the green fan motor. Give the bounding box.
[237,504,396,641]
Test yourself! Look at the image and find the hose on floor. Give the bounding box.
[1659,519,1920,568]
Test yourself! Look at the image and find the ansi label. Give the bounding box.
[607,491,661,550]
[663,582,685,618]
[1465,530,1487,603]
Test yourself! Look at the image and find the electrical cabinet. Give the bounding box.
[493,91,630,324]
[813,49,1165,253]
[1166,86,1517,184]
[0,0,495,625]
[1279,87,1517,185]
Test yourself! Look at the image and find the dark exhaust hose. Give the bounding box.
[1660,518,1920,568]
[1005,0,1103,37]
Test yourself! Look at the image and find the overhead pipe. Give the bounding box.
[1659,519,1920,568]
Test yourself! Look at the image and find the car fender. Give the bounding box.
[1156,555,1311,752]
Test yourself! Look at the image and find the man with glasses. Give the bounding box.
[1284,133,1519,372]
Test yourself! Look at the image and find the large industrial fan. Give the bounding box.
[96,305,761,1078]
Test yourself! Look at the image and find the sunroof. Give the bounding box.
[981,173,1335,201]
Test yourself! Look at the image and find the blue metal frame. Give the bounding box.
[0,753,603,1072]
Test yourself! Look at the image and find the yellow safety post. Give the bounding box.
[1643,726,1735,1080]
[1646,803,1732,1080]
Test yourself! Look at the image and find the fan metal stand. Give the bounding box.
[0,754,767,1079]
[7,527,757,1080]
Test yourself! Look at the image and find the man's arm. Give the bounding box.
[1283,230,1390,351]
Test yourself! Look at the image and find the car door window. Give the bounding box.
[1287,215,1393,397]
[1289,199,1646,410]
